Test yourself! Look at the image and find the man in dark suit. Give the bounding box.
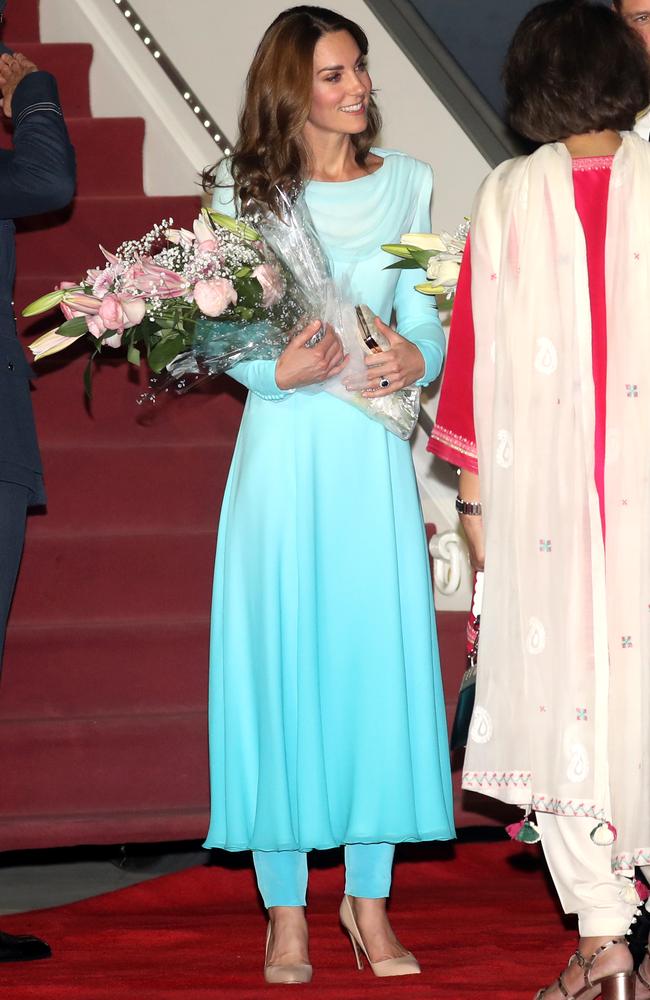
[613,0,650,137]
[0,0,75,963]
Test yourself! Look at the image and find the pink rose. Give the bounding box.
[122,297,146,326]
[252,263,285,308]
[97,293,147,334]
[193,278,237,317]
[87,314,107,340]
[98,294,126,330]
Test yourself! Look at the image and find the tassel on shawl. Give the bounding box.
[590,821,617,846]
[506,814,541,844]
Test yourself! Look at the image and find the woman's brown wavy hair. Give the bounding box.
[202,5,381,217]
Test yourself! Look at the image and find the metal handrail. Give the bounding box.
[364,0,527,167]
[109,0,233,156]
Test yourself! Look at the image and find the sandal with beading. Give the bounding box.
[535,939,634,1000]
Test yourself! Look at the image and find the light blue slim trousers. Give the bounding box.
[253,844,395,908]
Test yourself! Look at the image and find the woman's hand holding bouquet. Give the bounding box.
[275,322,347,391]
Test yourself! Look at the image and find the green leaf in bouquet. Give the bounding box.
[22,288,68,317]
[83,358,94,401]
[234,306,255,322]
[127,343,141,367]
[381,243,433,270]
[58,315,90,338]
[410,247,437,269]
[208,210,260,242]
[138,324,154,349]
[235,274,263,310]
[384,259,421,270]
[148,332,185,373]
[235,266,252,278]
[155,315,178,331]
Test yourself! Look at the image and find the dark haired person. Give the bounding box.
[613,0,650,139]
[202,4,454,985]
[0,0,75,965]
[428,1,650,997]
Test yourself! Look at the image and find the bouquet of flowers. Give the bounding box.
[382,218,469,299]
[24,195,420,439]
[25,208,304,396]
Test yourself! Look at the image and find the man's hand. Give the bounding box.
[0,53,38,118]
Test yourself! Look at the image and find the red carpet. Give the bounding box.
[0,842,572,999]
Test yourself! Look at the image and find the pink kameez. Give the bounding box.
[429,156,613,535]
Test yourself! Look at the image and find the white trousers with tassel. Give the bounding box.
[536,813,640,936]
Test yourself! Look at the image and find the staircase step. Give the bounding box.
[0,117,146,197]
[2,620,209,718]
[67,117,146,195]
[3,0,40,43]
[16,194,202,277]
[9,530,216,625]
[0,715,209,826]
[28,441,232,535]
[22,349,246,447]
[0,809,209,854]
[14,43,93,117]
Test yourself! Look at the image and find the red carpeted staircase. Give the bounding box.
[0,0,246,851]
[0,1,489,853]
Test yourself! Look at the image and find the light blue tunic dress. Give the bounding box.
[205,149,455,853]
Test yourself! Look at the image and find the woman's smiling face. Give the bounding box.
[308,30,373,137]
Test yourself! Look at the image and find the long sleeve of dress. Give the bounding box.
[393,163,445,387]
[426,234,478,473]
[211,162,293,403]
[0,71,76,219]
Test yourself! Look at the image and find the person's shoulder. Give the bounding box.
[210,157,236,214]
[373,148,433,189]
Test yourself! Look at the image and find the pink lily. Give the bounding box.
[166,226,195,249]
[57,282,103,321]
[193,212,221,255]
[123,258,188,298]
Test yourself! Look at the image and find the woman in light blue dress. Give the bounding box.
[202,5,454,983]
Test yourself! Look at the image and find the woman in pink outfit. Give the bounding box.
[429,2,650,997]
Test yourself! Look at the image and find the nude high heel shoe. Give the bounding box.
[339,895,420,977]
[535,939,634,1000]
[263,923,313,985]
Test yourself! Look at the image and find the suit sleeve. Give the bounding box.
[0,70,76,219]
[393,163,445,387]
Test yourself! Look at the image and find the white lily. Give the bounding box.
[426,257,462,285]
[400,232,446,253]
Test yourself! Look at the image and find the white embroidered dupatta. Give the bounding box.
[464,133,650,874]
